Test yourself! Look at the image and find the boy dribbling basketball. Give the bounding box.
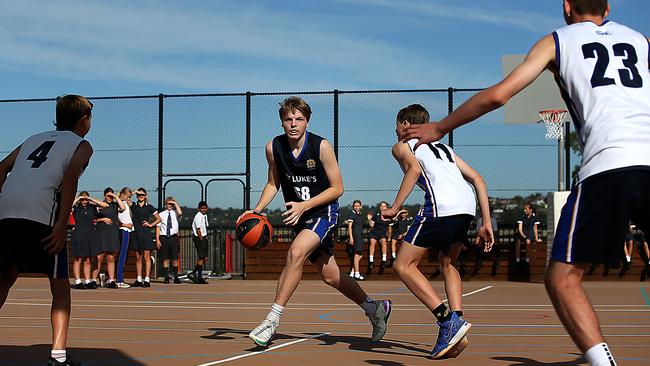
[241,96,391,347]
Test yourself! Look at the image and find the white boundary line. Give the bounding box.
[195,332,329,366]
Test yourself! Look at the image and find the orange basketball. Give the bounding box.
[235,212,273,250]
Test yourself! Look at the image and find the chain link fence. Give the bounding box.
[0,89,576,277]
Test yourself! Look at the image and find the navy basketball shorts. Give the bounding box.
[403,214,473,254]
[0,218,69,279]
[293,215,338,263]
[552,167,650,267]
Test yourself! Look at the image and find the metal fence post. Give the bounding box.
[447,87,454,148]
[158,93,164,209]
[245,91,252,210]
[565,121,571,190]
[333,89,339,159]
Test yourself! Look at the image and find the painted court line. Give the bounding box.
[195,332,329,366]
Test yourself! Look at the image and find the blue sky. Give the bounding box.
[1,0,646,97]
[0,1,648,210]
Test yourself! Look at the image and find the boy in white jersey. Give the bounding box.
[0,95,94,366]
[383,104,494,359]
[402,2,650,364]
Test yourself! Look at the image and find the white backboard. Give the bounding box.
[502,54,570,124]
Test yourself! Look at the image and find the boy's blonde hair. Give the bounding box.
[279,96,312,122]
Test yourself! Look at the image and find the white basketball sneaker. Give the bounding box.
[249,318,278,347]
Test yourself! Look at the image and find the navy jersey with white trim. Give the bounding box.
[273,132,339,220]
[553,21,650,182]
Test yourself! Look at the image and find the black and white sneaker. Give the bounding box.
[48,356,80,366]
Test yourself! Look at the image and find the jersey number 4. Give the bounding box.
[582,42,643,88]
[27,141,56,168]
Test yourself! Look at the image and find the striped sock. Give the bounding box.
[585,342,617,366]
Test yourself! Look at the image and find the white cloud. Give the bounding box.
[337,0,561,32]
[0,0,483,93]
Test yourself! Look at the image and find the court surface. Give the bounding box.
[2,278,649,365]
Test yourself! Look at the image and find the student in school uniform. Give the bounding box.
[188,201,209,284]
[71,192,106,289]
[157,197,183,284]
[93,187,125,288]
[130,188,161,288]
[116,187,134,288]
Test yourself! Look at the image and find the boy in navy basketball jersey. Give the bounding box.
[383,104,494,359]
[241,97,391,347]
[402,2,650,364]
[0,95,94,366]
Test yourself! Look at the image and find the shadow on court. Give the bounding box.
[493,355,587,366]
[0,344,147,366]
[316,334,430,359]
[202,327,298,350]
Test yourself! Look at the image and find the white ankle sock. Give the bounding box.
[360,297,377,314]
[144,276,150,282]
[369,256,374,263]
[354,272,360,277]
[51,350,66,362]
[137,276,143,282]
[392,253,396,259]
[626,255,631,262]
[75,279,82,285]
[267,303,284,323]
[84,279,91,284]
[382,254,387,261]
[584,342,617,366]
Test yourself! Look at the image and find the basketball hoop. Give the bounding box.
[539,110,567,140]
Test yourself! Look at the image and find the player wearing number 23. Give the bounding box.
[400,2,650,365]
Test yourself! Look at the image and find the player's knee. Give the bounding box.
[287,247,308,265]
[320,272,339,287]
[392,258,409,276]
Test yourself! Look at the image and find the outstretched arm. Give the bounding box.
[455,154,494,251]
[402,34,556,146]
[383,142,421,218]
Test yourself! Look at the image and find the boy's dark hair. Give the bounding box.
[279,96,312,122]
[198,201,208,208]
[137,187,147,194]
[103,187,114,195]
[569,0,608,16]
[353,199,362,205]
[56,95,93,131]
[396,104,430,125]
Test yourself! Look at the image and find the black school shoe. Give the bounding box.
[198,277,209,284]
[74,283,86,290]
[132,280,143,287]
[173,277,182,284]
[48,356,80,366]
[143,281,151,287]
[187,273,201,284]
[106,281,118,289]
[86,281,98,290]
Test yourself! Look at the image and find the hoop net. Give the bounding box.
[539,109,567,140]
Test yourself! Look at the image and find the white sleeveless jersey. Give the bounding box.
[553,21,650,182]
[0,130,85,226]
[406,139,476,218]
